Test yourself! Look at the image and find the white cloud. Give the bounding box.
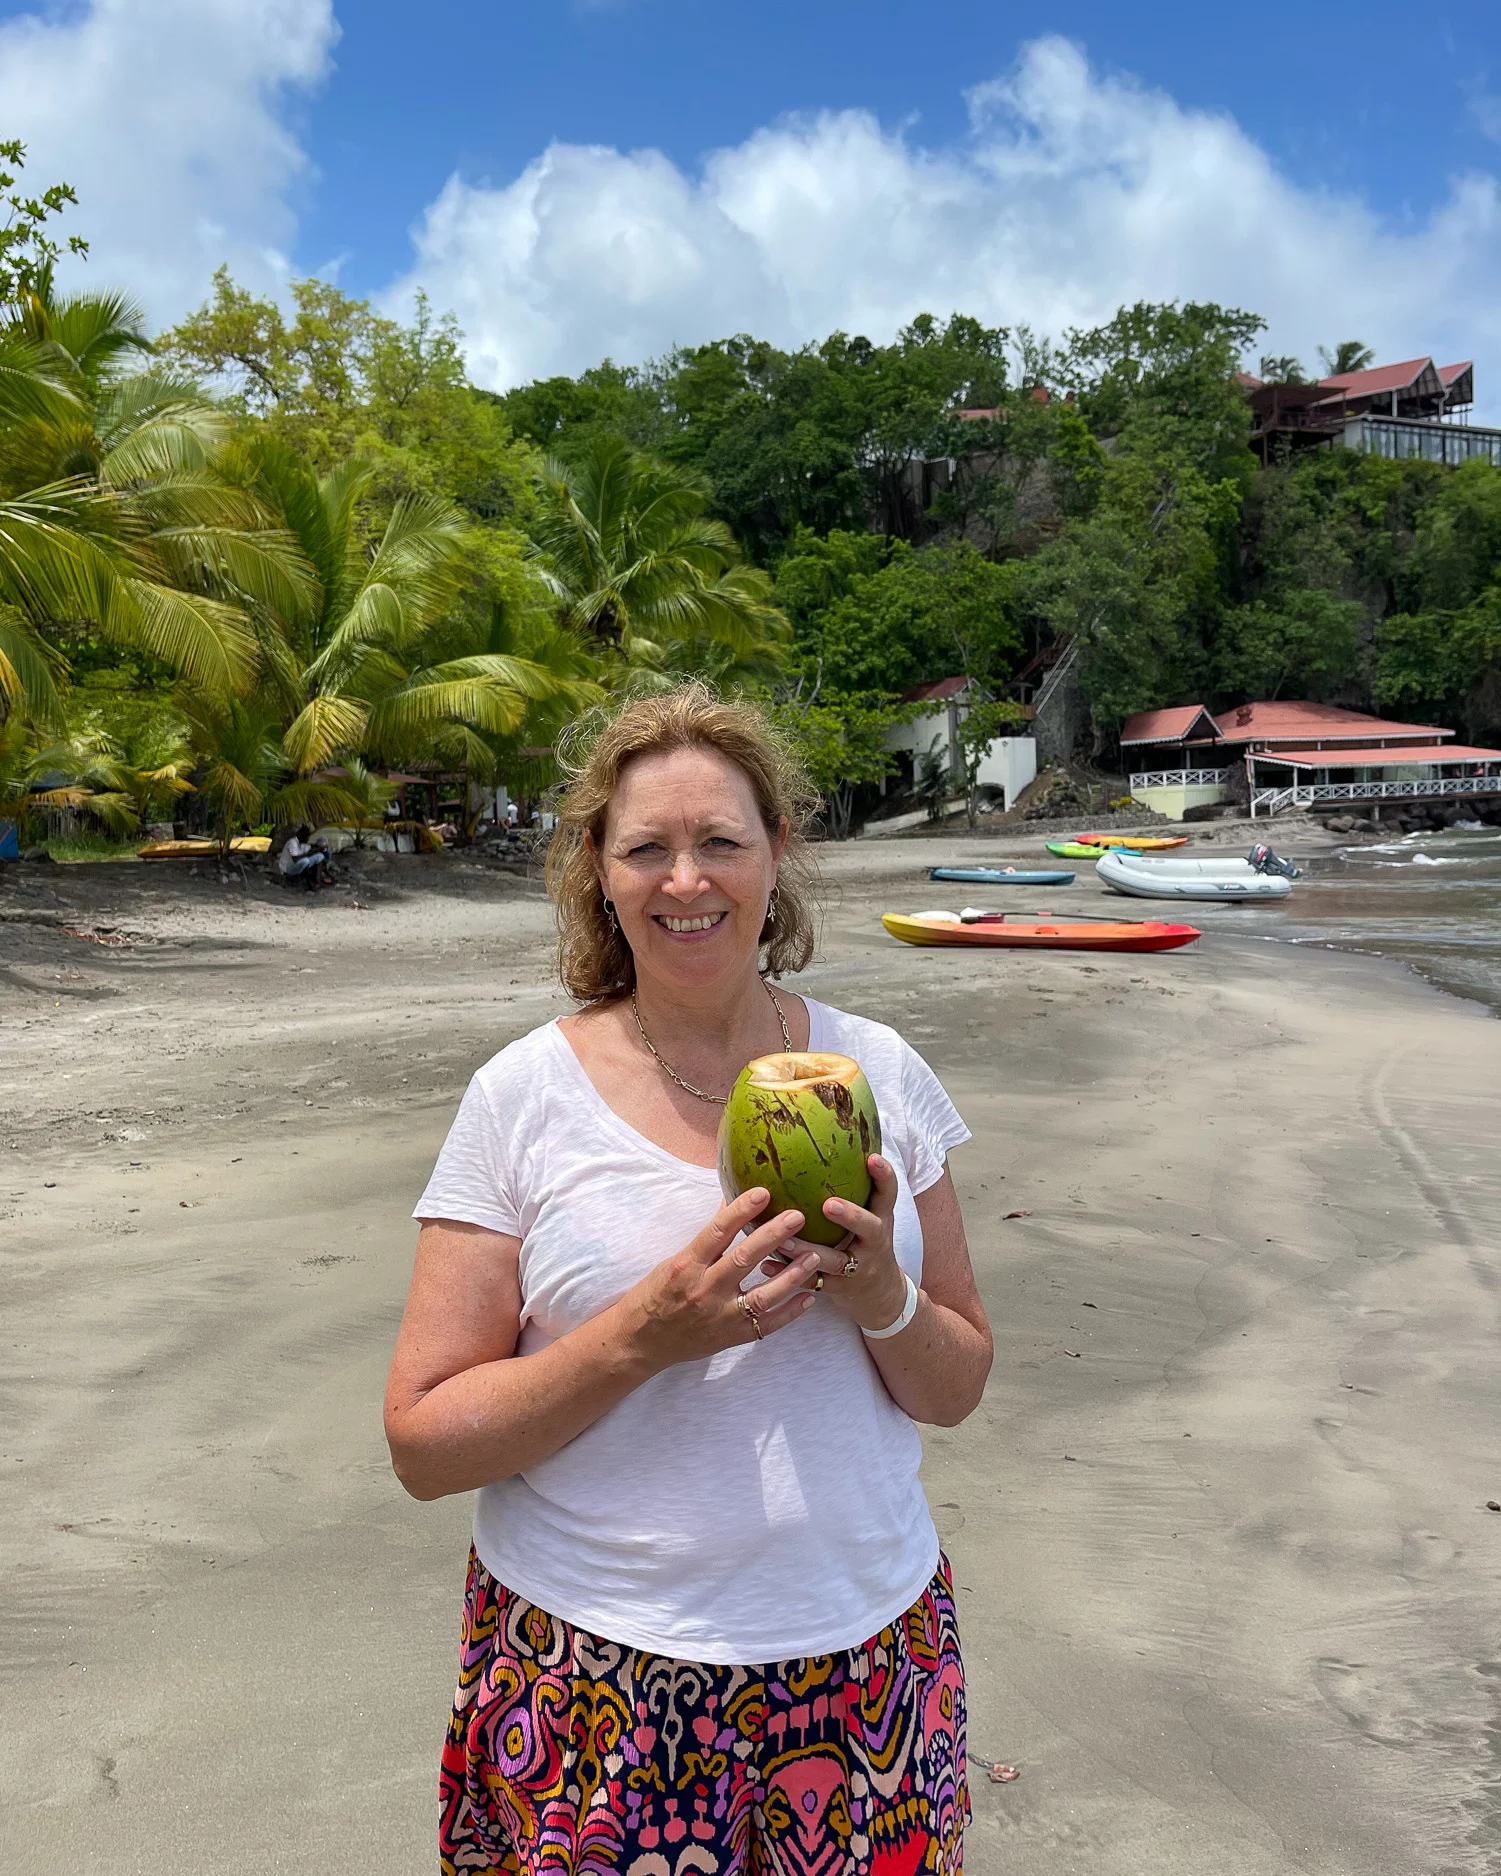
[395,36,1501,416]
[0,0,337,320]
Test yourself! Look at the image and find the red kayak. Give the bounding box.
[881,911,1200,953]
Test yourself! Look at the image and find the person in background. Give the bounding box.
[278,824,332,890]
[386,683,991,1876]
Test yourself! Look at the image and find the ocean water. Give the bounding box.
[1175,825,1501,1016]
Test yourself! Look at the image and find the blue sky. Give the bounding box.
[298,0,1501,294]
[0,0,1498,400]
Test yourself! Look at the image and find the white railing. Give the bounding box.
[1251,774,1501,817]
[1130,768,1229,790]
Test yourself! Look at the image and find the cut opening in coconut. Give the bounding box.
[745,1051,861,1091]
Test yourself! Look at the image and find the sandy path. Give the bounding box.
[2,839,1498,1874]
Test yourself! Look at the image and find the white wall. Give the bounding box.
[882,701,1038,809]
[974,736,1037,810]
[884,706,957,767]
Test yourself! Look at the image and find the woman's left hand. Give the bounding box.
[762,1155,910,1335]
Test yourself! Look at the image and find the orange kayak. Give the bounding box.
[1074,833,1187,850]
[882,912,1199,953]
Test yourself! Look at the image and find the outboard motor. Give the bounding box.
[1248,842,1301,879]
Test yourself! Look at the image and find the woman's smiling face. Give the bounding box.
[590,746,786,993]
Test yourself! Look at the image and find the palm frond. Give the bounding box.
[281,694,369,774]
[364,675,530,745]
[0,330,84,430]
[0,606,65,721]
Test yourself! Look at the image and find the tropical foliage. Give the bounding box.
[8,140,1501,851]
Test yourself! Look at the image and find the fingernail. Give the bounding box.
[747,1188,769,1204]
[798,1294,815,1312]
[798,1253,820,1272]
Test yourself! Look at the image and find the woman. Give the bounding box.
[385,686,993,1876]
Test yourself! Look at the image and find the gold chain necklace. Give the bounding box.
[632,980,792,1106]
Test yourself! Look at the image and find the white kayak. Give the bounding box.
[1096,850,1293,901]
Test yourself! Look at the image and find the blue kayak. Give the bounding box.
[929,865,1075,887]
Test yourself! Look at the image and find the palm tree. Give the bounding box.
[0,294,315,716]
[528,434,788,670]
[1318,340,1375,378]
[11,283,152,397]
[237,441,595,794]
[1257,355,1308,386]
[178,692,362,852]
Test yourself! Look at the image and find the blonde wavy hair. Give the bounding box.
[546,683,820,1005]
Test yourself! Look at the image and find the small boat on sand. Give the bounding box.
[1076,833,1188,850]
[882,910,1200,953]
[1096,851,1292,901]
[1047,842,1112,859]
[138,836,272,860]
[930,866,1075,886]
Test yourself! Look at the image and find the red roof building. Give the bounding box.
[1121,697,1501,818]
[1245,355,1497,467]
[1118,704,1220,748]
[1259,743,1501,768]
[1209,701,1449,750]
[1119,700,1448,755]
[901,676,973,704]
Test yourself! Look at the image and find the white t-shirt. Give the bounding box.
[413,997,971,1664]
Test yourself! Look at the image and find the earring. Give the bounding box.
[764,886,779,929]
[602,898,620,932]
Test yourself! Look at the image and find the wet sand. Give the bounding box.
[2,836,1498,1874]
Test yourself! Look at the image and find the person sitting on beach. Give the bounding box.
[385,683,992,1876]
[277,825,332,889]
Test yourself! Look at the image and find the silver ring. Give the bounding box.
[843,1252,859,1277]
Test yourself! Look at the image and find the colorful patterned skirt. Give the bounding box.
[440,1548,969,1876]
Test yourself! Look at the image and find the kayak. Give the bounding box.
[138,836,272,860]
[1075,833,1188,850]
[1096,851,1292,901]
[930,866,1075,886]
[882,911,1200,953]
[1046,842,1111,859]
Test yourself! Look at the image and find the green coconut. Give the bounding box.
[717,1051,882,1247]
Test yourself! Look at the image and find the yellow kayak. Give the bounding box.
[138,836,272,860]
[1074,834,1188,851]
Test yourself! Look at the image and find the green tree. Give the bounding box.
[1318,341,1375,377]
[528,433,787,668]
[1215,592,1361,700]
[796,540,1021,695]
[1060,300,1264,480]
[770,690,914,839]
[233,443,583,786]
[1374,458,1501,738]
[178,693,361,852]
[1011,443,1242,732]
[952,692,1026,828]
[496,359,669,456]
[162,270,537,522]
[0,305,310,721]
[0,140,88,302]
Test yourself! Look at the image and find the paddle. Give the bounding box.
[957,908,1176,927]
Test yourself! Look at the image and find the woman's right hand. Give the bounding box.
[619,1187,820,1372]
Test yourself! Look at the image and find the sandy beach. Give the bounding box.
[3,834,1498,1875]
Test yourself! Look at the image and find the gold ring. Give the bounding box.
[812,1274,824,1292]
[737,1293,765,1341]
[843,1252,859,1277]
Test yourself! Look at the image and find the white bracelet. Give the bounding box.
[863,1272,919,1340]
